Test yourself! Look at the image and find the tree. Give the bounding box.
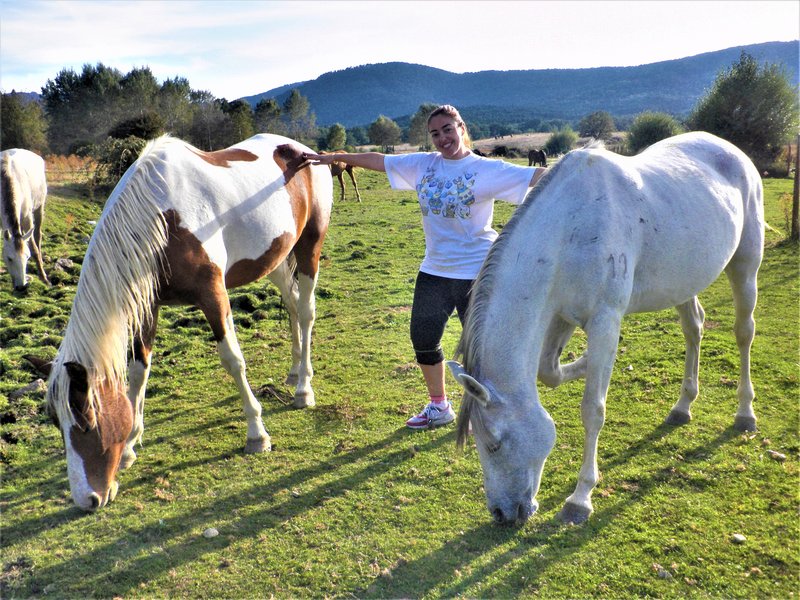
[688,51,799,171]
[544,126,578,156]
[41,63,126,153]
[578,111,615,140]
[1,93,48,153]
[188,90,228,150]
[158,77,193,137]
[627,112,684,154]
[282,89,316,144]
[325,123,347,150]
[368,115,401,152]
[221,99,255,143]
[254,98,284,135]
[408,103,438,149]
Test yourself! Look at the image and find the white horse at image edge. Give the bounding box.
[1,148,50,290]
[448,131,764,526]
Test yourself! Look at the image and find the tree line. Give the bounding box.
[1,53,797,178]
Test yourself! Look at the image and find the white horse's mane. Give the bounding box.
[49,137,174,425]
[458,150,580,378]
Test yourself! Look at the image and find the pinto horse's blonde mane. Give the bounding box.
[49,136,174,426]
[454,147,590,447]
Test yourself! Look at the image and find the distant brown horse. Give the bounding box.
[320,151,362,202]
[528,148,547,167]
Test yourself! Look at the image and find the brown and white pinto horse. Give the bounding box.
[1,148,50,290]
[320,151,362,202]
[44,133,333,510]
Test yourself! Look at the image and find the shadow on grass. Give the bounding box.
[7,424,455,596]
[361,421,743,598]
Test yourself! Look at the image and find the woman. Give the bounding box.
[304,105,546,429]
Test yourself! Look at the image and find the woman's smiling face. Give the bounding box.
[428,114,470,160]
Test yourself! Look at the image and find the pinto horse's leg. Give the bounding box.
[266,260,315,408]
[122,306,160,469]
[665,297,705,426]
[725,258,759,431]
[201,292,271,453]
[538,316,588,388]
[559,310,621,525]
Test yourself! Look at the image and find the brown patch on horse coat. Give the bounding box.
[272,145,327,278]
[157,210,230,341]
[224,231,296,289]
[190,147,259,168]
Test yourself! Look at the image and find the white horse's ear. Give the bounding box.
[447,360,491,408]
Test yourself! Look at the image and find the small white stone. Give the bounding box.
[731,533,746,544]
[766,450,787,462]
[202,527,219,538]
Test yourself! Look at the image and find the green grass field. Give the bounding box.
[1,164,797,598]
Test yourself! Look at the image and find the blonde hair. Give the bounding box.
[427,104,472,148]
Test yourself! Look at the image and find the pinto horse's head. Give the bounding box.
[2,228,32,290]
[44,359,133,511]
[448,361,556,525]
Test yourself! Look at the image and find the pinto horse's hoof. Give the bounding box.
[558,502,592,525]
[245,435,271,453]
[293,393,316,409]
[665,409,692,426]
[733,415,757,432]
[119,450,137,470]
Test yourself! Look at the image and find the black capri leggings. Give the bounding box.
[410,271,473,365]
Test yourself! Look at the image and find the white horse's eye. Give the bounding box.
[486,440,502,454]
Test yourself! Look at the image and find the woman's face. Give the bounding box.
[428,114,470,160]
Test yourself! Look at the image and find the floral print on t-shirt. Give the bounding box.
[416,166,477,219]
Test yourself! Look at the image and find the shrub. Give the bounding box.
[627,112,684,154]
[544,126,578,156]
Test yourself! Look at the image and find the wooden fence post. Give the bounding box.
[792,134,799,241]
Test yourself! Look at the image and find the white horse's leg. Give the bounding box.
[665,297,705,426]
[31,204,50,285]
[217,312,271,453]
[122,307,159,469]
[538,316,588,388]
[559,311,621,525]
[726,261,759,431]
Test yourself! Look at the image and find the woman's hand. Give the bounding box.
[302,152,336,166]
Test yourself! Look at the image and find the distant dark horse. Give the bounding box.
[528,148,547,167]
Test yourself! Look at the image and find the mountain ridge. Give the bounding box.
[242,41,799,127]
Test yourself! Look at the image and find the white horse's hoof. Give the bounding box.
[665,409,692,426]
[245,435,271,453]
[558,502,592,525]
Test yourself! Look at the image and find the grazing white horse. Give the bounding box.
[1,148,50,290]
[448,132,764,526]
[41,133,333,510]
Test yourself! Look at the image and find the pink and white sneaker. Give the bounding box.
[405,401,456,430]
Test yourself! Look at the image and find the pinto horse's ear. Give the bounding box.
[23,355,52,376]
[447,361,492,408]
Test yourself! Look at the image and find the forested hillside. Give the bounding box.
[243,41,799,126]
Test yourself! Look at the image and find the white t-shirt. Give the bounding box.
[384,152,536,279]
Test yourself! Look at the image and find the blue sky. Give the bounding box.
[1,0,797,100]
